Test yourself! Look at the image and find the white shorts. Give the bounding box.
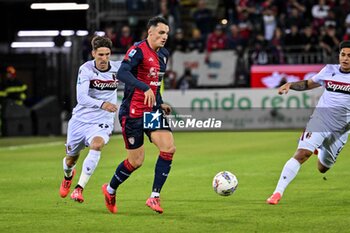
[298,130,348,168]
[65,117,113,156]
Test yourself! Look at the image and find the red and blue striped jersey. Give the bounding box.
[118,40,169,118]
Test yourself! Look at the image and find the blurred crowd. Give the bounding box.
[92,0,350,57]
[82,0,350,88]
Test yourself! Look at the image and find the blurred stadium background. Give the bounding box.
[0,0,349,136]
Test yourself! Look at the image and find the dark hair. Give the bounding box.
[339,40,350,50]
[147,16,168,30]
[91,36,112,50]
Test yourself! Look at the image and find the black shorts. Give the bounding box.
[120,112,172,149]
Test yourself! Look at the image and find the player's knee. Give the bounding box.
[129,160,143,169]
[293,149,313,164]
[90,137,105,150]
[169,145,176,154]
[128,156,144,169]
[66,155,79,166]
[163,145,176,154]
[90,142,104,151]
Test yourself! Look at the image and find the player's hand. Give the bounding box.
[144,89,155,107]
[278,83,291,95]
[161,103,172,115]
[101,102,118,112]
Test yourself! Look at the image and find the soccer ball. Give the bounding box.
[212,171,238,196]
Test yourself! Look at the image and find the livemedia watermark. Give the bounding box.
[143,110,222,130]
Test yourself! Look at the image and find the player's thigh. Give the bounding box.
[318,132,348,168]
[120,116,144,149]
[150,130,176,153]
[66,118,87,156]
[298,131,326,153]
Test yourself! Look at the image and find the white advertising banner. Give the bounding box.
[161,88,325,131]
[172,51,237,86]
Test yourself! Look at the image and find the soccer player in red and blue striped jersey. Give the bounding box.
[102,16,176,214]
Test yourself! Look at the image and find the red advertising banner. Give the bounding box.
[250,64,324,88]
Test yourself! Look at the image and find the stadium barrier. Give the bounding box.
[1,99,32,136]
[159,88,324,131]
[111,88,324,132]
[171,50,238,87]
[31,96,61,136]
[250,64,324,88]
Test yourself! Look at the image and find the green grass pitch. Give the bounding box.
[1,131,350,233]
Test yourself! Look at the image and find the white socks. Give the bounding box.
[107,185,116,195]
[151,192,160,198]
[77,150,101,188]
[274,157,301,195]
[63,157,76,177]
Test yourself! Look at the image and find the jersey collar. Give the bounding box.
[94,61,111,73]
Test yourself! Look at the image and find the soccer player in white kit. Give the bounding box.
[267,40,350,205]
[59,36,121,203]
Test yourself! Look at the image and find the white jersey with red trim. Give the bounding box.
[71,60,121,125]
[311,64,350,131]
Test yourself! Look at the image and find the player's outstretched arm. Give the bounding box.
[278,79,320,95]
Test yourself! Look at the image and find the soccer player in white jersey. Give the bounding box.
[267,40,350,205]
[59,36,121,203]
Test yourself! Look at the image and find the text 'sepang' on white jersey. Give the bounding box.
[72,60,121,125]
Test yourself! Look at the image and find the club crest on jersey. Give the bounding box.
[128,137,135,145]
[148,67,157,78]
[148,57,154,62]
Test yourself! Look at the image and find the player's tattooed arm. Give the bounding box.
[290,80,308,91]
[278,79,321,95]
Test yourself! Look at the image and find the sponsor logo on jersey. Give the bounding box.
[325,80,350,94]
[128,49,137,57]
[150,81,162,86]
[90,79,118,90]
